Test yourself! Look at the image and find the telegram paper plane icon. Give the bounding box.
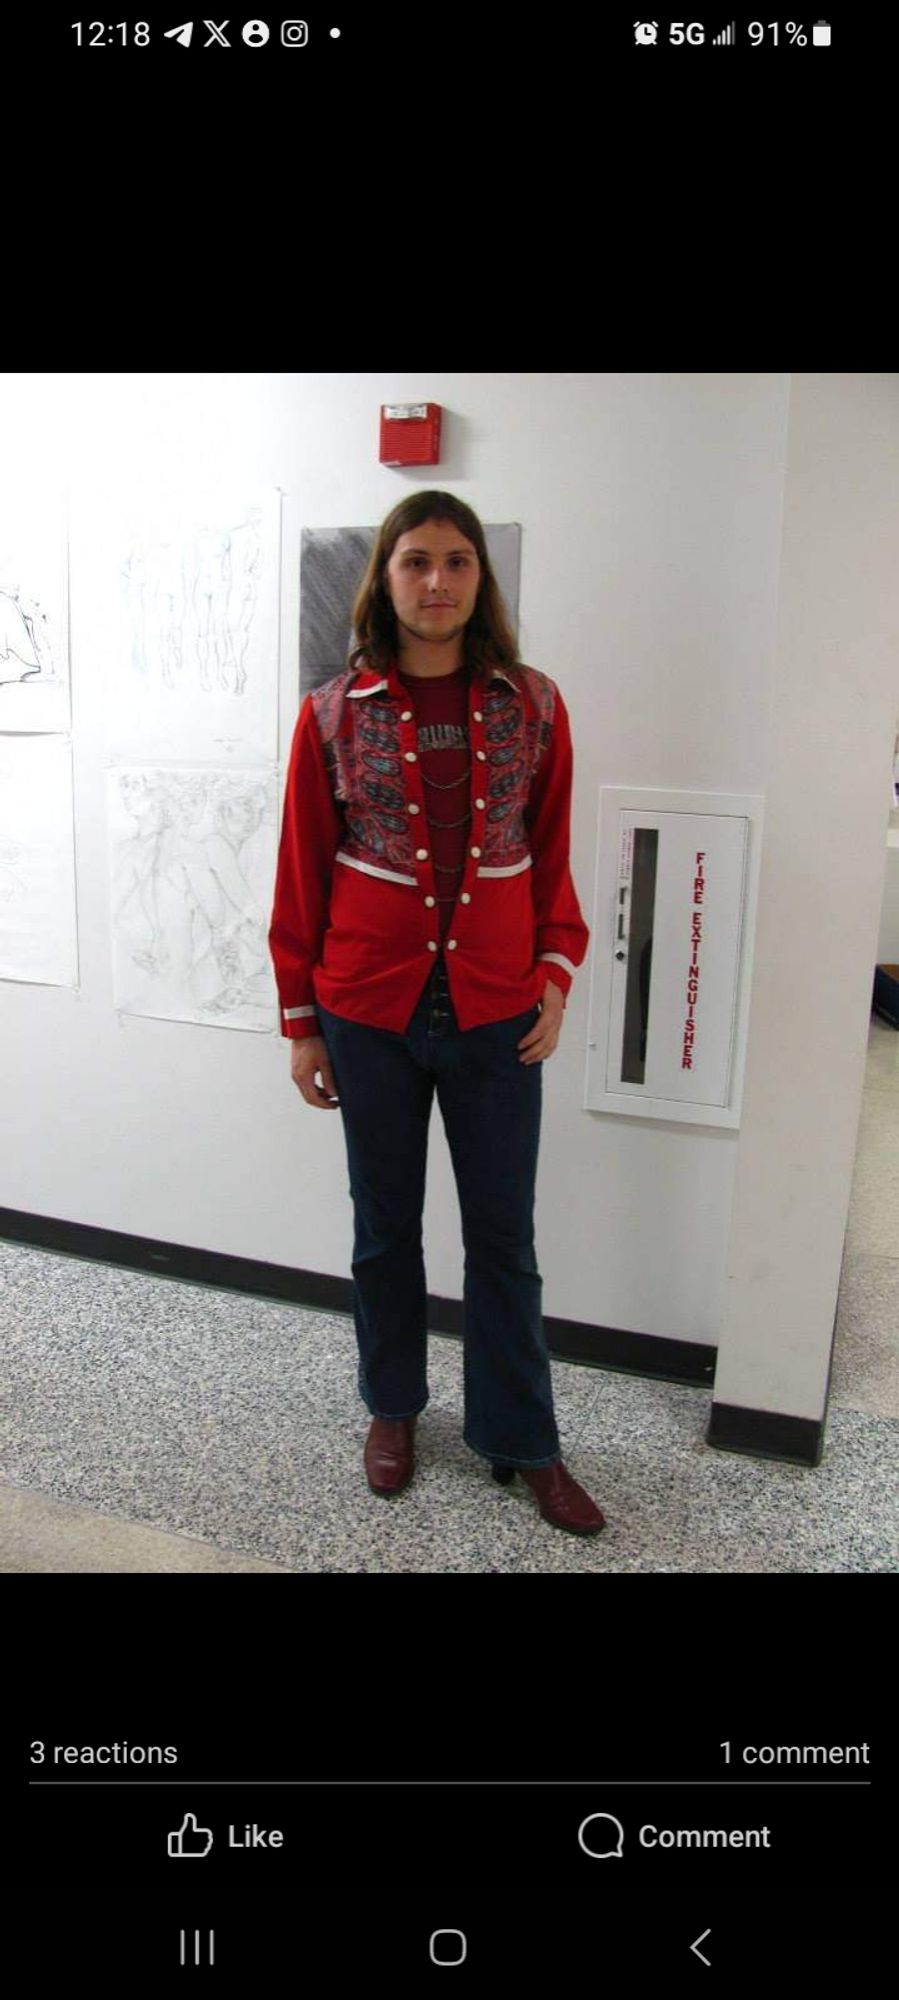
[164,21,194,44]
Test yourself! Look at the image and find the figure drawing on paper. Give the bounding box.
[112,767,275,1024]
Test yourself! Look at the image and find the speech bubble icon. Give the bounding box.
[578,1813,625,1858]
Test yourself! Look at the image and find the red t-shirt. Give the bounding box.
[395,660,472,948]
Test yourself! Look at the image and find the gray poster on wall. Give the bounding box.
[299,522,522,696]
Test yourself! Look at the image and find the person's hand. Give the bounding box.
[290,1034,340,1108]
[518,979,565,1063]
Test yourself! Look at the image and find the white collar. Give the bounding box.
[347,664,518,699]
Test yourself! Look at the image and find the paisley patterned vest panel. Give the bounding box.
[309,663,556,882]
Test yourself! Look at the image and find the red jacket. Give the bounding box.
[269,654,590,1039]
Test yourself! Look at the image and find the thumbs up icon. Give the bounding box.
[167,1813,214,1857]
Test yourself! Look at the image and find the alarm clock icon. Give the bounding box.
[634,21,659,42]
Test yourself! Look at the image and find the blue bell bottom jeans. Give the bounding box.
[315,953,561,1468]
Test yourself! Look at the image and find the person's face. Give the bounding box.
[383,520,481,650]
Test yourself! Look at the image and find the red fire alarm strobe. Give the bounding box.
[380,402,442,467]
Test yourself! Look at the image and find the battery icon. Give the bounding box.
[812,20,831,42]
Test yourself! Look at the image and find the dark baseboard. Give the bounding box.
[706,1400,823,1467]
[0,1208,824,1466]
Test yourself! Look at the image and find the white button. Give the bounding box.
[474,797,485,809]
[425,895,435,907]
[401,710,413,720]
[416,848,429,860]
[408,802,419,814]
[476,750,486,761]
[447,938,457,950]
[470,846,481,858]
[461,892,471,904]
[405,750,417,762]
[428,940,438,951]
[473,710,483,721]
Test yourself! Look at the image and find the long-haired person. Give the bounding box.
[269,492,605,1534]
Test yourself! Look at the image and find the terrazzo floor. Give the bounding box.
[2,1015,897,1574]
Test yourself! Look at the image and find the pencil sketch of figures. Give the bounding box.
[0,489,69,732]
[229,507,264,689]
[109,493,277,764]
[191,507,262,697]
[0,584,51,684]
[111,773,174,976]
[120,541,187,689]
[120,550,149,680]
[109,764,278,1030]
[193,527,240,695]
[123,508,263,699]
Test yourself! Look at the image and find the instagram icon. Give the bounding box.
[281,19,308,42]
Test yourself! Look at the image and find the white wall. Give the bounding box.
[715,374,899,1417]
[1,373,896,1425]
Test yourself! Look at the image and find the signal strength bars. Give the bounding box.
[713,21,736,41]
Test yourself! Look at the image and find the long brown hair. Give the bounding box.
[348,491,519,683]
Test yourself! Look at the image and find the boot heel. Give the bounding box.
[491,1463,516,1485]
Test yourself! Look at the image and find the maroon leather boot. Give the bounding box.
[364,1416,416,1496]
[493,1459,605,1534]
